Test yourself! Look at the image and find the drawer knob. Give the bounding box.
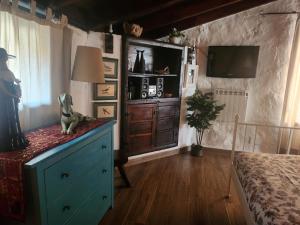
[62,205,71,212]
[102,145,107,149]
[102,195,107,200]
[61,173,70,179]
[102,169,107,174]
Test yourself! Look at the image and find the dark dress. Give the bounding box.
[0,78,28,152]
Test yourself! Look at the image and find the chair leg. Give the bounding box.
[117,165,131,187]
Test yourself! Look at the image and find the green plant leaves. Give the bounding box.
[186,90,225,145]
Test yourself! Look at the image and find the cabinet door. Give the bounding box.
[156,102,179,148]
[126,104,156,155]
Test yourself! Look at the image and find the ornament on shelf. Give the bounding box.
[105,24,114,53]
[139,50,145,74]
[133,50,140,73]
[123,23,143,38]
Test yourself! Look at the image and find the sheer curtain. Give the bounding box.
[0,10,70,130]
[283,18,300,126]
[282,17,300,151]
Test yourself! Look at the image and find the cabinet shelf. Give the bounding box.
[128,72,178,78]
[122,37,185,156]
[127,98,179,104]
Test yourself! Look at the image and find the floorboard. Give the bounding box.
[100,149,247,225]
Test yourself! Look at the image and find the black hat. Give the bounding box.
[0,48,16,60]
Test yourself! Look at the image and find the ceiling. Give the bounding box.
[36,0,277,38]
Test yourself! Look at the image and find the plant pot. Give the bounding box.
[169,36,182,44]
[191,144,203,157]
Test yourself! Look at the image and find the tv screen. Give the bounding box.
[206,46,259,78]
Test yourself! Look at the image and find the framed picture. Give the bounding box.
[93,102,117,120]
[184,64,199,88]
[103,57,118,79]
[93,81,118,100]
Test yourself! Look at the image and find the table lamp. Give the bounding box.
[72,46,105,83]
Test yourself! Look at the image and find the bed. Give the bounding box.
[228,115,300,225]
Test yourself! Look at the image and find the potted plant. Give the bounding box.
[186,90,225,156]
[169,28,185,44]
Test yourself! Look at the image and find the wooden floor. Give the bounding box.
[100,149,247,225]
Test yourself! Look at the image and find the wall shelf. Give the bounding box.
[128,72,178,78]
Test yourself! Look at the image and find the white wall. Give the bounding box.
[180,0,300,152]
[69,27,122,149]
[68,0,300,156]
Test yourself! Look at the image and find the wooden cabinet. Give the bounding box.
[126,104,156,155]
[124,100,180,155]
[121,37,184,156]
[156,101,179,148]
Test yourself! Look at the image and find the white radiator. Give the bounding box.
[214,88,248,122]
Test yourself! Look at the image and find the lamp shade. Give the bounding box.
[72,46,105,83]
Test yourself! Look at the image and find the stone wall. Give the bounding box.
[180,0,300,151]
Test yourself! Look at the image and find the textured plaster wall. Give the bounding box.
[69,0,300,155]
[69,28,122,149]
[180,0,300,151]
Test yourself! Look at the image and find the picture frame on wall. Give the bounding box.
[93,81,118,100]
[184,64,199,88]
[103,57,118,79]
[93,102,117,120]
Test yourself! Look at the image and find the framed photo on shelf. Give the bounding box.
[184,64,199,88]
[93,102,117,120]
[103,57,118,79]
[93,81,118,100]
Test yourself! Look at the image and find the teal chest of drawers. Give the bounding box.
[22,120,115,225]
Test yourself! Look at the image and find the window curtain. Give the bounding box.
[281,17,300,151]
[283,18,300,126]
[0,7,72,130]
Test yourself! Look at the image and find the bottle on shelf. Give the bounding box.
[128,81,136,100]
[133,50,140,73]
[139,50,145,74]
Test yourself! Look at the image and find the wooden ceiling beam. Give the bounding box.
[143,0,277,38]
[50,0,84,9]
[90,0,186,30]
[137,0,241,32]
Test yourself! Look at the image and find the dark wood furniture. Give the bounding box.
[121,37,185,156]
[114,150,131,187]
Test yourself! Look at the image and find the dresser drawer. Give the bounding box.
[128,134,153,154]
[47,160,112,225]
[157,117,175,131]
[65,183,112,225]
[156,128,178,148]
[127,104,156,122]
[129,121,153,135]
[45,132,111,201]
[158,105,179,118]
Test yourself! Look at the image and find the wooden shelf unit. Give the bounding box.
[121,37,185,156]
[128,72,178,77]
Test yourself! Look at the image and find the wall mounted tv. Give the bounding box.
[207,46,260,78]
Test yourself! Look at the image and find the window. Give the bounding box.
[0,10,65,130]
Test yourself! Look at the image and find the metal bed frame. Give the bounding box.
[227,115,300,225]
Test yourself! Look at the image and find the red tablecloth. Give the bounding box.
[0,119,110,221]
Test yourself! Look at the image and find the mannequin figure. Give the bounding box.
[0,48,28,152]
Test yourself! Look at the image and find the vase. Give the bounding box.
[169,36,181,44]
[139,50,145,74]
[133,50,140,73]
[190,144,203,157]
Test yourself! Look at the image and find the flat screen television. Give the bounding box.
[206,46,259,78]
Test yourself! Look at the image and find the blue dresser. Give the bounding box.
[22,120,115,225]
